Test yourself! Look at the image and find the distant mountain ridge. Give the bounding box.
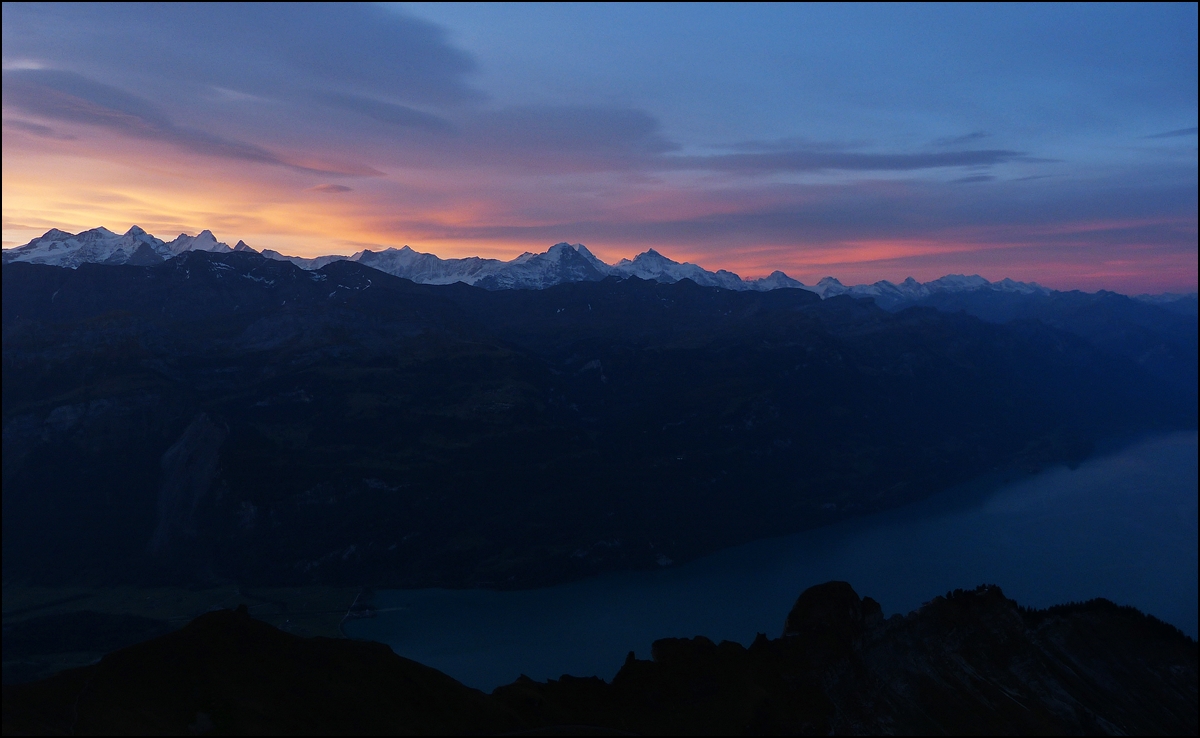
[5,226,1193,405]
[0,226,814,291]
[2,226,248,269]
[11,225,1183,303]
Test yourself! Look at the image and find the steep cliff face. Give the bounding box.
[4,583,1195,735]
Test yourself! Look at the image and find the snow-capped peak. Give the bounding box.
[2,225,167,268]
[625,248,671,265]
[38,228,75,242]
[807,277,848,299]
[166,229,231,256]
[927,274,991,291]
[745,270,806,291]
[79,227,118,240]
[992,277,1049,295]
[609,249,747,290]
[3,224,1064,302]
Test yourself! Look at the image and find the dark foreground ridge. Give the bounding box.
[4,582,1195,735]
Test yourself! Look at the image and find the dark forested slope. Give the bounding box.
[3,252,1192,588]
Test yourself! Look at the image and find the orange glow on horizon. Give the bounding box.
[3,126,1196,295]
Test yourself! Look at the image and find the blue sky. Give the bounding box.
[3,2,1196,290]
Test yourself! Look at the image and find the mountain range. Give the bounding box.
[3,248,1193,590]
[7,224,1159,303]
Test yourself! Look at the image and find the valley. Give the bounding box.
[4,250,1192,593]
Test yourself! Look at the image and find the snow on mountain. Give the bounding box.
[568,243,611,273]
[845,281,905,305]
[164,229,232,256]
[827,277,931,308]
[3,226,1057,301]
[263,242,771,292]
[744,270,806,291]
[919,274,1049,297]
[894,276,932,299]
[322,242,614,289]
[610,249,748,290]
[1,225,167,268]
[352,246,504,285]
[258,244,508,283]
[261,249,349,271]
[802,273,1049,307]
[991,277,1050,295]
[808,277,848,299]
[475,243,610,289]
[808,276,933,302]
[925,274,991,292]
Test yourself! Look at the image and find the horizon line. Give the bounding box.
[3,223,1196,297]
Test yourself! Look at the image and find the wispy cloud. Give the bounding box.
[951,174,996,184]
[2,69,374,175]
[306,184,353,193]
[312,91,455,133]
[717,137,869,153]
[3,118,76,140]
[932,131,990,147]
[1143,127,1198,139]
[664,148,1031,174]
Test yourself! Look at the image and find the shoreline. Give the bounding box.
[344,430,1197,690]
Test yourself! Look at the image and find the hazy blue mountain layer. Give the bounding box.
[878,288,1198,406]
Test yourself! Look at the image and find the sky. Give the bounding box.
[2,3,1196,292]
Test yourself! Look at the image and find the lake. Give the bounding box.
[345,431,1198,691]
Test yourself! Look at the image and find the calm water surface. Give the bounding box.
[346,432,1198,691]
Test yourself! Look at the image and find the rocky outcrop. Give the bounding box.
[501,583,1197,734]
[3,582,1195,735]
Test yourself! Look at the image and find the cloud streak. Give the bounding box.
[1144,127,1198,139]
[312,91,455,133]
[663,148,1034,174]
[2,118,76,140]
[2,69,375,176]
[933,131,991,147]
